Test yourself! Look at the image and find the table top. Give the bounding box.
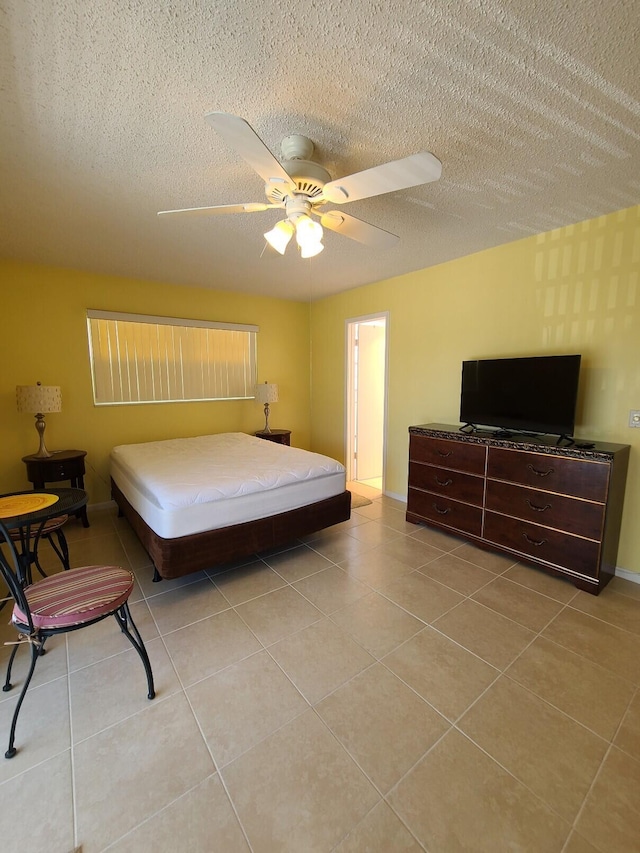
[22,449,87,464]
[0,487,88,529]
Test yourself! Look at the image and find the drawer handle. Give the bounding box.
[432,503,451,515]
[437,450,452,457]
[522,532,547,547]
[435,476,453,486]
[527,463,555,478]
[526,500,551,513]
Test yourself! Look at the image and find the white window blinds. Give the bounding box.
[87,310,258,405]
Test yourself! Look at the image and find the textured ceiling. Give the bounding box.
[1,0,639,301]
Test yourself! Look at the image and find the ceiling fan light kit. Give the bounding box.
[300,240,324,259]
[294,215,324,256]
[158,112,442,259]
[264,220,295,254]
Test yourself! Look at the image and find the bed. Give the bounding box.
[110,432,351,580]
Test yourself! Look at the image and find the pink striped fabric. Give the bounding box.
[12,565,134,629]
[9,514,69,541]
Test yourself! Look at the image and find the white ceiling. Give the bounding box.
[1,1,639,302]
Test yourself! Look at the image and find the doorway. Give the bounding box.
[346,313,388,496]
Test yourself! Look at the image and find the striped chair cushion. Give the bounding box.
[12,565,134,629]
[9,515,69,540]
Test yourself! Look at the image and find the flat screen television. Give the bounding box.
[459,354,581,437]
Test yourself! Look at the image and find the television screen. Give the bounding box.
[460,354,581,437]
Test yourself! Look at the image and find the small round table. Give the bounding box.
[0,488,88,585]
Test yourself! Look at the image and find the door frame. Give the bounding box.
[344,312,389,489]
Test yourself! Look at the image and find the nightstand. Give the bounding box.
[22,449,90,527]
[254,429,291,446]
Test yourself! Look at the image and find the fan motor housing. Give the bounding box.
[265,158,331,204]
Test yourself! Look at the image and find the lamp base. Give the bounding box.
[263,403,272,433]
[34,414,53,458]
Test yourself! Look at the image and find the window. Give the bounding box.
[87,310,258,405]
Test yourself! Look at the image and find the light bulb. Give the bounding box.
[264,220,294,254]
[295,216,323,248]
[300,241,324,259]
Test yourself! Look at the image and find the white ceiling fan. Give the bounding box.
[158,112,442,258]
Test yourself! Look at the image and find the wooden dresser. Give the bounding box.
[407,424,630,594]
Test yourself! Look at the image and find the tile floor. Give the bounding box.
[1,494,639,852]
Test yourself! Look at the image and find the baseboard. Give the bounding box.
[87,499,118,511]
[384,490,407,503]
[615,566,640,585]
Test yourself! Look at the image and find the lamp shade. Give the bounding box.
[16,384,62,414]
[254,382,279,404]
[295,216,323,247]
[264,221,294,255]
[300,240,324,258]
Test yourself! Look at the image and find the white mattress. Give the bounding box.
[110,432,346,539]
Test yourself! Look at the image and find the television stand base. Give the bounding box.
[556,434,575,446]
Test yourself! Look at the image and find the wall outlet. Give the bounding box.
[630,410,640,428]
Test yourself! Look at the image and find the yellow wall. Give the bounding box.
[310,205,640,573]
[3,205,639,572]
[1,260,310,502]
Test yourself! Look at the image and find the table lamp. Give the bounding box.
[255,381,278,433]
[16,382,62,458]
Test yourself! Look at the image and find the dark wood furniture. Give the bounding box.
[254,429,291,446]
[22,450,90,527]
[406,424,630,594]
[111,478,350,581]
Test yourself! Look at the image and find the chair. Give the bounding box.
[8,514,71,580]
[0,519,155,759]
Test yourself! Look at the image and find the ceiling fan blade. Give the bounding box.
[205,112,296,191]
[320,211,399,249]
[158,202,280,218]
[322,151,442,205]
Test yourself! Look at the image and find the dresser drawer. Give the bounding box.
[409,462,484,505]
[407,487,483,537]
[484,511,600,578]
[485,480,605,540]
[487,447,609,501]
[409,435,486,475]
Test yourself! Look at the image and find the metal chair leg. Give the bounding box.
[45,529,71,571]
[31,524,48,580]
[31,548,48,580]
[114,603,155,700]
[3,643,20,692]
[32,528,71,578]
[5,640,40,758]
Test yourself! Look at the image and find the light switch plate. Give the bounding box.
[629,410,640,428]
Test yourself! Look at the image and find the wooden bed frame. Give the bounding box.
[111,478,351,580]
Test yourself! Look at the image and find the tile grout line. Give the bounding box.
[371,593,597,841]
[60,506,640,850]
[111,524,260,851]
[563,684,640,853]
[177,677,257,853]
[304,701,430,851]
[66,635,80,851]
